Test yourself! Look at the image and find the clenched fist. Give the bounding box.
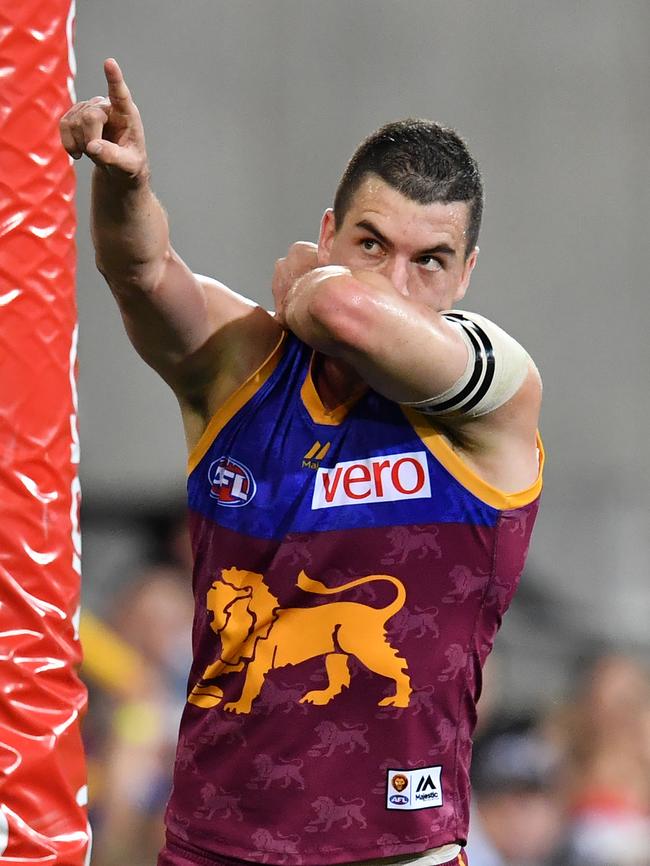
[59,58,148,181]
[272,241,320,325]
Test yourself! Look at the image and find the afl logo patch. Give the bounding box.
[389,795,409,806]
[208,456,257,507]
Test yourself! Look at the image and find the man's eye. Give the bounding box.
[361,239,382,254]
[418,255,442,272]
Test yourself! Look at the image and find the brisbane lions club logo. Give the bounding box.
[208,456,256,507]
[188,568,412,714]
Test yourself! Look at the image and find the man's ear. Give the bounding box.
[454,245,479,304]
[317,209,336,266]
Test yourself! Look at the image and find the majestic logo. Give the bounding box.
[188,567,411,714]
[302,441,331,470]
[415,774,440,801]
[208,456,256,507]
[386,766,443,811]
[311,451,431,510]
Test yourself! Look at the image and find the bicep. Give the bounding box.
[111,246,281,397]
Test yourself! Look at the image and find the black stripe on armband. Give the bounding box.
[458,319,496,412]
[430,315,487,413]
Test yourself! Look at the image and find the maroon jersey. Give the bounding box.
[162,333,543,865]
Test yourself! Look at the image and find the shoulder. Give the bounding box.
[424,310,543,495]
[178,278,286,454]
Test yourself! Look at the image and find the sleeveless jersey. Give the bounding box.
[163,331,543,866]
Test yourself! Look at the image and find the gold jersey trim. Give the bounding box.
[187,331,288,475]
[402,406,544,511]
[300,352,367,426]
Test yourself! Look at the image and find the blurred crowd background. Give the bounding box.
[72,2,650,865]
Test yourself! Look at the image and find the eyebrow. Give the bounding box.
[355,219,457,258]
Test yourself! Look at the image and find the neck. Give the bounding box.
[312,353,364,410]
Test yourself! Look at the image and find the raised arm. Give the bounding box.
[60,59,280,440]
[276,260,542,492]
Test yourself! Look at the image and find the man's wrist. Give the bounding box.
[93,161,152,191]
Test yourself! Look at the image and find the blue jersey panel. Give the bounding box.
[187,335,499,540]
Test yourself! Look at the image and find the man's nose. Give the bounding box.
[383,256,410,296]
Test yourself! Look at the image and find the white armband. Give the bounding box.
[404,310,531,418]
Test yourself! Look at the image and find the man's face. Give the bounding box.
[318,175,478,312]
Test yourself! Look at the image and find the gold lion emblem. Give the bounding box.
[188,567,411,714]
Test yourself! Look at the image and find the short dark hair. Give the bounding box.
[333,119,483,258]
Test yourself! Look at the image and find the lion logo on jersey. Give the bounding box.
[188,567,411,714]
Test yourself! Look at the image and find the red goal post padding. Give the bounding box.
[0,1,88,862]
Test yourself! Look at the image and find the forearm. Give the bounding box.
[91,164,170,292]
[283,267,472,403]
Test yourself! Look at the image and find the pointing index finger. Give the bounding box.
[103,57,133,111]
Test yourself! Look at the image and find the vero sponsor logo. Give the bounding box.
[311,451,430,510]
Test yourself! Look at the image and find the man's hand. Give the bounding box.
[59,58,148,182]
[272,242,319,326]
